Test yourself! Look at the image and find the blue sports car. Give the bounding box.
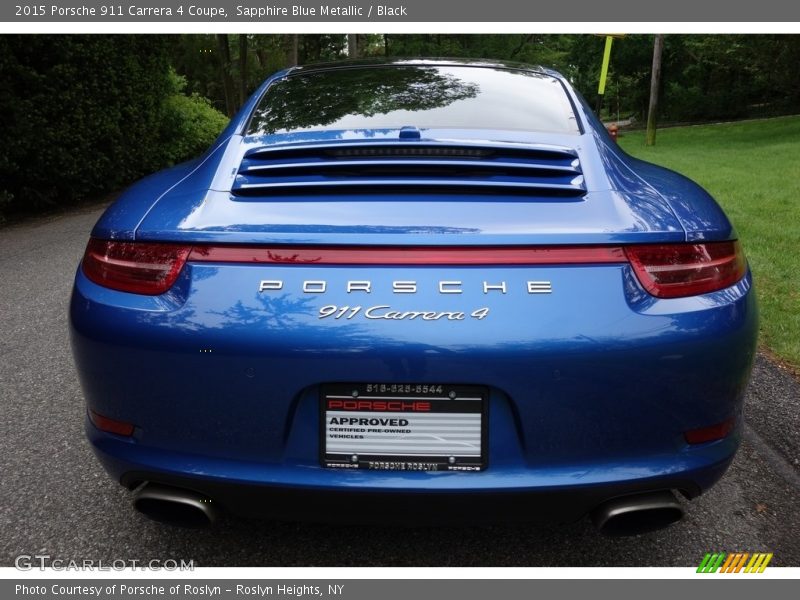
[70,60,758,534]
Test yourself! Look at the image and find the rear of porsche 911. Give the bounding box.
[69,62,758,534]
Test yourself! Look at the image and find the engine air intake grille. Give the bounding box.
[231,141,586,198]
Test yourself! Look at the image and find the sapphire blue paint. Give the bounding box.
[70,60,758,522]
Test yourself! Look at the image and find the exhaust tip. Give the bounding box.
[592,490,684,537]
[133,483,217,529]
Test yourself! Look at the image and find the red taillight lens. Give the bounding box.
[82,239,191,295]
[186,245,627,265]
[89,410,135,437]
[625,241,746,299]
[684,417,735,445]
[80,239,745,299]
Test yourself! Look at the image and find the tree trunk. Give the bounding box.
[645,34,665,147]
[238,34,248,107]
[216,34,235,117]
[384,34,390,56]
[312,35,322,61]
[348,34,358,58]
[255,48,266,68]
[286,34,299,67]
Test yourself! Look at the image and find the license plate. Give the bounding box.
[320,383,487,471]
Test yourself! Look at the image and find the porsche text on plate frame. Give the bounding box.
[69,59,758,534]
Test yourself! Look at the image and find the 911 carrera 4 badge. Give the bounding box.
[319,305,490,321]
[258,279,553,321]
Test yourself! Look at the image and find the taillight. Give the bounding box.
[186,245,628,265]
[625,241,746,299]
[82,239,191,295]
[80,239,746,298]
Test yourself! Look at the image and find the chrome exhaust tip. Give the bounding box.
[133,483,217,528]
[591,490,684,536]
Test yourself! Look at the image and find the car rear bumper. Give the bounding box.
[89,414,737,523]
[71,259,757,520]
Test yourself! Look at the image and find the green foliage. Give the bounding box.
[0,36,227,218]
[168,34,291,117]
[0,36,172,213]
[160,70,229,164]
[382,34,800,124]
[385,34,571,68]
[3,33,800,221]
[299,34,348,63]
[567,34,800,123]
[159,34,800,142]
[621,116,800,369]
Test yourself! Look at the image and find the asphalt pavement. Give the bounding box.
[1,204,798,567]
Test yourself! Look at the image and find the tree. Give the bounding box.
[348,34,359,58]
[216,34,235,117]
[645,34,665,146]
[238,34,249,107]
[0,35,227,218]
[288,35,299,66]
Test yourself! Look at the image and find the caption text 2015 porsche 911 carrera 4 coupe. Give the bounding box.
[70,60,757,535]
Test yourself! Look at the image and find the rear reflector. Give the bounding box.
[82,239,191,295]
[684,417,735,445]
[89,410,135,437]
[625,241,746,298]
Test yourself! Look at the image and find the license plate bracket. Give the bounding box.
[320,383,487,471]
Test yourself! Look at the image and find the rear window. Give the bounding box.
[248,65,580,136]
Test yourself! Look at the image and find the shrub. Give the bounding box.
[0,36,227,219]
[160,70,229,164]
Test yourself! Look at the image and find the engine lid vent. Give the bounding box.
[232,141,586,198]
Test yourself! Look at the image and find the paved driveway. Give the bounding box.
[1,205,798,567]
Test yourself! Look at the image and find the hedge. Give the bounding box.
[0,35,228,219]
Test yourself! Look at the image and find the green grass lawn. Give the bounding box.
[619,116,800,371]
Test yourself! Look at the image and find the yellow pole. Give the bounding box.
[598,36,614,95]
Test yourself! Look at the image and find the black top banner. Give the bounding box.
[3,0,800,22]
